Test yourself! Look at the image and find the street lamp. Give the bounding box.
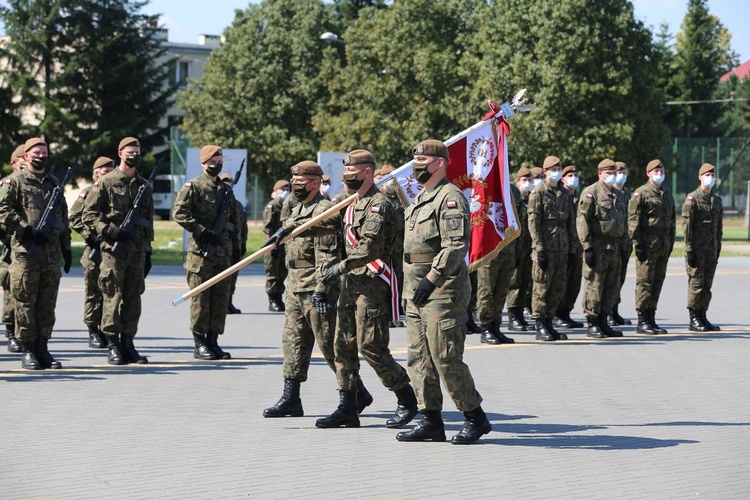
[320,32,345,45]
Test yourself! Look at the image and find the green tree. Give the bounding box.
[0,77,22,172]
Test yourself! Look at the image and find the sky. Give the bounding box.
[141,0,749,65]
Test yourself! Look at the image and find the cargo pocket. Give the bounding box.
[437,316,466,360]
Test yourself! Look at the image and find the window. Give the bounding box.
[169,60,190,88]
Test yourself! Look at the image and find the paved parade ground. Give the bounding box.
[2,258,750,499]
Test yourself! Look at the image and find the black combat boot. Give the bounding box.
[206,332,231,359]
[87,325,107,349]
[275,293,286,312]
[315,391,360,428]
[553,309,575,329]
[21,340,42,370]
[586,316,606,339]
[636,311,657,335]
[507,307,530,331]
[466,309,482,334]
[700,309,720,331]
[608,304,631,326]
[263,379,303,417]
[598,314,622,337]
[523,302,533,321]
[227,302,242,314]
[535,318,554,342]
[452,406,492,445]
[268,294,283,313]
[193,332,217,360]
[396,410,446,442]
[480,323,515,345]
[545,317,564,340]
[106,334,126,365]
[689,309,709,332]
[559,309,583,328]
[121,335,148,364]
[386,385,419,428]
[649,309,667,334]
[356,377,374,414]
[36,337,62,369]
[6,323,22,353]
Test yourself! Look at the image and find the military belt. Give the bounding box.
[404,253,437,264]
[288,259,315,269]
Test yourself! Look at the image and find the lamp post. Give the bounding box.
[320,31,346,66]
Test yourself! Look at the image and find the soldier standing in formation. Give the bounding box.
[682,163,723,331]
[0,137,72,370]
[628,159,675,335]
[396,139,491,444]
[262,179,290,312]
[2,144,25,354]
[316,149,417,429]
[577,159,627,339]
[82,137,154,365]
[523,166,546,322]
[609,161,633,326]
[69,156,115,349]
[219,172,247,315]
[375,164,405,327]
[554,165,584,329]
[507,167,534,332]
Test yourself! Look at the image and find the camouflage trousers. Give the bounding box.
[531,250,567,318]
[186,254,232,335]
[10,253,61,341]
[99,250,146,337]
[559,251,582,313]
[506,245,532,309]
[405,298,482,412]
[468,271,478,312]
[282,289,338,382]
[581,245,621,317]
[634,239,670,311]
[476,244,516,325]
[614,241,632,306]
[0,260,14,325]
[82,249,103,329]
[333,274,410,392]
[264,247,287,295]
[686,251,718,310]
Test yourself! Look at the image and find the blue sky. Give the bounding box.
[143,0,749,64]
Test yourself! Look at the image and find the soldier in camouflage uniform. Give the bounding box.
[263,180,290,312]
[523,166,546,322]
[608,161,633,327]
[394,139,491,445]
[82,137,154,365]
[173,145,240,360]
[375,164,405,327]
[628,159,675,335]
[577,159,627,339]
[69,156,115,349]
[0,137,72,370]
[316,149,417,430]
[2,144,25,353]
[528,156,577,341]
[507,167,534,332]
[219,173,247,315]
[683,163,723,332]
[554,165,584,330]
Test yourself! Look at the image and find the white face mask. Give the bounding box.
[320,184,330,195]
[702,175,716,188]
[603,173,617,186]
[278,189,289,200]
[564,176,579,189]
[533,178,543,187]
[548,170,562,182]
[519,180,532,193]
[650,173,665,186]
[616,173,627,185]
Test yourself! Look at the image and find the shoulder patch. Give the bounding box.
[3,180,11,185]
[686,196,693,201]
[371,205,380,213]
[446,200,457,208]
[633,192,640,198]
[93,181,99,187]
[585,193,593,199]
[530,189,536,195]
[78,192,86,199]
[184,182,192,188]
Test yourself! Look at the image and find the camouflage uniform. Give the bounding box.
[280,195,300,223]
[173,172,240,336]
[682,187,722,310]
[263,196,287,299]
[229,199,248,299]
[613,186,632,308]
[69,185,103,333]
[384,189,405,309]
[0,173,18,336]
[403,178,481,411]
[506,185,532,310]
[559,190,582,315]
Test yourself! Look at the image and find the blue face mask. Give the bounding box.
[603,174,617,186]
[548,170,562,182]
[702,175,716,188]
[564,176,579,189]
[651,173,665,185]
[616,173,627,185]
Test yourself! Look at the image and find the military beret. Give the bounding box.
[597,159,616,171]
[200,145,222,164]
[11,145,25,163]
[562,165,578,176]
[218,172,233,182]
[322,174,330,183]
[699,163,715,176]
[379,164,395,175]
[615,161,628,172]
[543,156,561,169]
[516,166,532,178]
[373,169,382,177]
[531,167,543,178]
[24,137,47,152]
[118,137,140,151]
[646,159,664,173]
[93,156,115,171]
[290,160,323,177]
[273,179,290,191]
[413,139,449,160]
[343,149,375,167]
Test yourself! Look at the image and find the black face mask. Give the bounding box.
[343,172,364,190]
[292,183,311,201]
[206,163,222,177]
[30,156,50,171]
[412,159,436,184]
[124,154,141,168]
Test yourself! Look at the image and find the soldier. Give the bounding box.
[2,144,25,353]
[219,172,247,315]
[523,166,545,321]
[683,163,723,331]
[82,137,154,365]
[628,159,675,335]
[528,156,577,341]
[554,165,584,329]
[263,180,290,312]
[69,156,115,348]
[375,164,405,327]
[0,137,72,370]
[320,174,332,200]
[395,139,491,444]
[577,159,627,338]
[507,167,534,332]
[609,161,633,326]
[316,149,417,429]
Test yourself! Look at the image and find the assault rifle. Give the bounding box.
[203,159,245,262]
[110,156,164,259]
[27,160,75,264]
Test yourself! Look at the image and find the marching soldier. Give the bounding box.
[0,137,72,370]
[628,159,675,335]
[683,163,723,331]
[82,137,154,364]
[2,144,25,353]
[263,180,290,312]
[395,139,491,444]
[528,156,577,341]
[507,167,534,332]
[554,165,584,329]
[219,173,247,314]
[577,159,627,338]
[316,149,417,429]
[609,161,633,326]
[69,156,115,348]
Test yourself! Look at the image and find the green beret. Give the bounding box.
[516,167,532,178]
[24,137,47,152]
[343,149,375,167]
[273,179,290,191]
[118,137,140,151]
[93,156,115,171]
[699,163,715,176]
[597,159,616,171]
[543,156,561,169]
[290,160,323,177]
[562,165,578,176]
[200,145,222,164]
[646,159,664,173]
[413,139,449,160]
[615,161,628,172]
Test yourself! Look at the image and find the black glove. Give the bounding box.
[85,233,101,248]
[323,264,342,284]
[62,249,72,273]
[584,248,595,268]
[568,251,578,269]
[264,227,289,250]
[635,245,647,263]
[412,277,437,308]
[103,226,131,243]
[201,229,222,246]
[144,253,152,278]
[687,251,697,268]
[22,226,49,246]
[312,291,328,315]
[537,250,548,272]
[233,247,241,263]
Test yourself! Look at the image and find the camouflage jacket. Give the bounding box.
[577,181,626,250]
[527,180,576,254]
[628,182,675,249]
[682,187,722,255]
[234,199,248,254]
[614,186,632,249]
[69,185,94,241]
[280,195,300,224]
[262,196,284,237]
[514,185,531,253]
[384,190,405,258]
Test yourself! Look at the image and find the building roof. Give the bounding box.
[720,60,750,82]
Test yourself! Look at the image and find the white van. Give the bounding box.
[152,174,185,220]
